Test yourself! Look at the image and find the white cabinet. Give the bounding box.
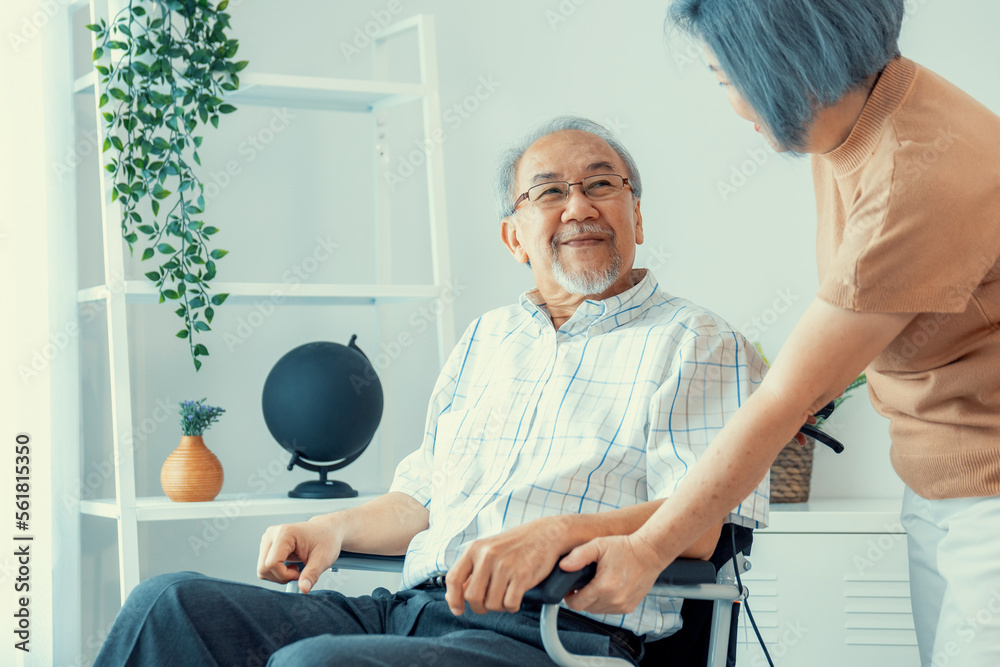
[736,500,919,666]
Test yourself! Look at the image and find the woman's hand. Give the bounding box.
[558,533,667,615]
[256,514,344,594]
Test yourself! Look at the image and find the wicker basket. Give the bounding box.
[769,438,815,503]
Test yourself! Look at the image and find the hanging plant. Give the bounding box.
[87,0,246,370]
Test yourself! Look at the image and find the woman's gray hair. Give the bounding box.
[493,116,643,220]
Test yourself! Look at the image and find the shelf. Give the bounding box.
[72,71,425,113]
[79,492,905,532]
[763,498,905,534]
[81,492,381,522]
[78,281,443,305]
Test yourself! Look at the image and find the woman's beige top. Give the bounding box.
[812,56,1000,500]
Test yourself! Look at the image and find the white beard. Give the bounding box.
[550,223,622,296]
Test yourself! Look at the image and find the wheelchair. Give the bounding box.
[284,404,843,666]
[286,522,754,667]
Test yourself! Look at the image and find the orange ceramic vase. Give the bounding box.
[160,435,224,502]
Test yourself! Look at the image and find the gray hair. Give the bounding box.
[493,116,643,220]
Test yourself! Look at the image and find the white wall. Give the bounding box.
[10,0,997,664]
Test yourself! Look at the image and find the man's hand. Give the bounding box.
[445,515,571,615]
[257,514,344,594]
[558,533,665,615]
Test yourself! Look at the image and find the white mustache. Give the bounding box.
[552,224,616,246]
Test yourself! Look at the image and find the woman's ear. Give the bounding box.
[501,216,529,264]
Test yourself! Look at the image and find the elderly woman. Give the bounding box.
[560,1,1000,664]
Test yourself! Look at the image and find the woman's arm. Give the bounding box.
[560,298,915,614]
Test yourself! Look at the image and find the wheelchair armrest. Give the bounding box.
[520,557,718,606]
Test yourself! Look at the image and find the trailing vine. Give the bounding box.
[88,0,246,370]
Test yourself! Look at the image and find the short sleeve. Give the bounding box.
[645,329,770,528]
[388,319,480,506]
[817,131,1000,314]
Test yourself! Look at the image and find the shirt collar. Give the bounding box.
[518,268,660,336]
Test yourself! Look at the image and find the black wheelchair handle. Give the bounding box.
[797,401,845,454]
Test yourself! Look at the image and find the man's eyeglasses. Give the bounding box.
[513,174,632,212]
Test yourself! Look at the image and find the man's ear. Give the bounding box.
[633,198,644,246]
[501,216,530,264]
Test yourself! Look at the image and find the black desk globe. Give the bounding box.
[261,336,383,498]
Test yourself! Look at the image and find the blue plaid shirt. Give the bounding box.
[390,269,769,638]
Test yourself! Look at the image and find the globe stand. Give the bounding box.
[286,451,362,499]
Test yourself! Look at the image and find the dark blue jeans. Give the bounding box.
[93,571,642,666]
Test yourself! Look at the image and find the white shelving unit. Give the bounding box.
[72,0,454,608]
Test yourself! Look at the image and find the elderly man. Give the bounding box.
[94,117,769,667]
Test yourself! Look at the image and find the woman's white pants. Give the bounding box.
[902,486,1000,667]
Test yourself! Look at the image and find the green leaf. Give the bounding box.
[141,247,154,261]
[138,224,155,234]
[109,87,129,101]
[144,270,160,281]
[163,289,180,300]
[92,47,103,61]
[184,273,200,283]
[193,320,210,332]
[175,307,186,317]
[188,220,204,231]
[132,6,145,15]
[203,226,219,235]
[124,232,138,244]
[194,343,209,356]
[102,137,111,152]
[210,115,220,129]
[154,188,172,200]
[210,293,228,306]
[194,358,202,372]
[218,104,236,114]
[151,199,160,216]
[176,329,189,338]
[85,23,101,32]
[177,282,186,296]
[205,306,214,323]
[188,297,205,308]
[234,60,249,72]
[99,92,109,107]
[110,135,124,151]
[209,249,228,260]
[157,243,176,254]
[193,136,203,148]
[153,137,170,150]
[217,0,229,10]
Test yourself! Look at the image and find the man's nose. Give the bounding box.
[561,184,599,222]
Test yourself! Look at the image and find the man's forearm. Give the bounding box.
[314,491,429,556]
